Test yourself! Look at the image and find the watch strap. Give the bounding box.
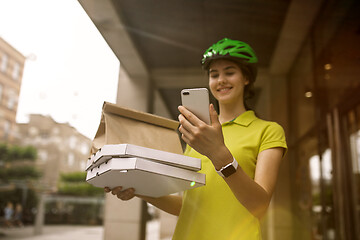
[216,158,238,178]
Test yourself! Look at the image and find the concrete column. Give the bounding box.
[34,193,46,235]
[116,65,149,112]
[268,74,293,240]
[104,194,143,240]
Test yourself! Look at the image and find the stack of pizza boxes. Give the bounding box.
[85,144,205,197]
[85,102,205,197]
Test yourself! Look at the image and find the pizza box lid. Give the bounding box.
[86,144,201,172]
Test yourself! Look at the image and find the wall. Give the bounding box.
[0,37,25,143]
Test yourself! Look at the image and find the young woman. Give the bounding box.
[106,38,287,240]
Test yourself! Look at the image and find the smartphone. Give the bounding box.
[181,88,211,125]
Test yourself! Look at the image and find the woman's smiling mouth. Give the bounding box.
[217,87,232,92]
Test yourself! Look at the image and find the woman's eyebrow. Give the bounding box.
[224,66,237,70]
[209,66,236,73]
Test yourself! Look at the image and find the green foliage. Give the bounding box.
[58,172,104,197]
[21,146,37,159]
[0,143,37,162]
[58,182,104,196]
[60,172,87,182]
[0,143,7,160]
[0,165,42,181]
[0,144,40,224]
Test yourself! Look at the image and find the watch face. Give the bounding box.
[222,165,236,177]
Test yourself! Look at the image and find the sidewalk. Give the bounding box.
[0,225,103,240]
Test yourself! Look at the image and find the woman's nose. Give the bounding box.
[218,74,226,83]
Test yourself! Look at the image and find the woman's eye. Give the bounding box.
[210,74,219,78]
[226,72,234,76]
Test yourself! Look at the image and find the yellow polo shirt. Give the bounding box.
[172,110,287,240]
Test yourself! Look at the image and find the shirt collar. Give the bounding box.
[222,110,257,127]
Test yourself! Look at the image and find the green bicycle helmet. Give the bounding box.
[201,38,258,81]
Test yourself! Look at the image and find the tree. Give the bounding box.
[57,172,104,196]
[0,143,40,224]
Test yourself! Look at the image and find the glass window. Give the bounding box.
[69,136,77,149]
[68,153,75,166]
[350,130,360,173]
[40,130,50,139]
[309,148,335,240]
[80,161,86,170]
[12,62,20,80]
[7,89,17,110]
[80,142,89,155]
[3,120,10,139]
[38,150,48,163]
[29,126,39,136]
[52,127,60,135]
[1,54,8,72]
[0,84,3,102]
[347,107,360,227]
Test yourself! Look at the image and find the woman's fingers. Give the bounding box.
[178,106,203,127]
[117,188,136,201]
[110,186,123,195]
[178,115,193,138]
[209,104,220,127]
[104,187,136,201]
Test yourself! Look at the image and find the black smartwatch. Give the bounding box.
[216,158,238,178]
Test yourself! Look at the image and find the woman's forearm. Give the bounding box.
[211,147,283,219]
[139,195,183,216]
[225,168,271,218]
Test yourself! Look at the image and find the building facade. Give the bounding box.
[288,1,360,239]
[0,37,25,143]
[17,114,91,191]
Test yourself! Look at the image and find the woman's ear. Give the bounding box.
[244,77,250,86]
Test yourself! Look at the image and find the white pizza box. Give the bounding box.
[86,144,201,172]
[86,157,205,197]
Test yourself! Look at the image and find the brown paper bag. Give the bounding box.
[91,101,183,156]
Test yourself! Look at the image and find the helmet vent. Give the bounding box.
[224,45,235,50]
[239,52,252,58]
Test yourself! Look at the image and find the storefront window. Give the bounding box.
[346,106,360,232]
[289,0,359,239]
[310,149,335,240]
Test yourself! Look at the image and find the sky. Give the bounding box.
[0,0,120,139]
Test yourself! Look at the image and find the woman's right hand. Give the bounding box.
[104,186,136,201]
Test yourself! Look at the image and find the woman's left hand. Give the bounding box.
[178,104,232,168]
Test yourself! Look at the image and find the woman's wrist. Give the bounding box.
[210,145,233,170]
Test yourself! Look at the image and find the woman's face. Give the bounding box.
[208,59,249,106]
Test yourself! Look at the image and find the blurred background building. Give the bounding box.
[77,0,360,240]
[0,37,25,143]
[17,114,91,191]
[16,114,102,226]
[0,37,100,227]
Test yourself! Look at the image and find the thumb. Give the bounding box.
[209,104,220,126]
